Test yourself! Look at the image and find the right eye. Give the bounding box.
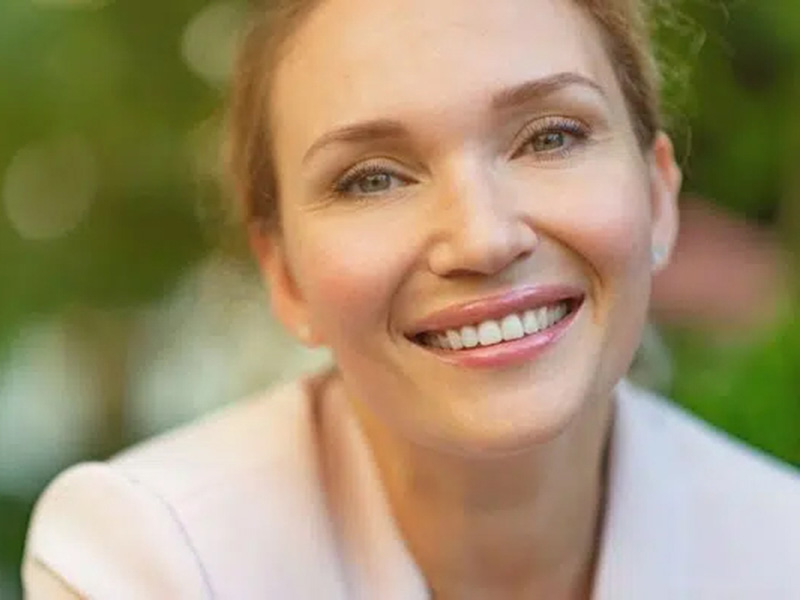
[334,162,412,197]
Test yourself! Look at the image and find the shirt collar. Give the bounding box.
[592,380,692,600]
[320,376,692,599]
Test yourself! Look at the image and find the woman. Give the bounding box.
[23,0,800,598]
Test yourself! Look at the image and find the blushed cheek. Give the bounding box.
[578,178,655,355]
[529,165,654,337]
[551,167,652,283]
[577,201,650,279]
[291,218,415,344]
[548,167,655,386]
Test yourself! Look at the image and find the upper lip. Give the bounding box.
[405,285,585,337]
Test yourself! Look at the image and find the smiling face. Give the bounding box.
[257,0,680,455]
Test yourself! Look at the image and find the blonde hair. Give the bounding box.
[227,0,665,228]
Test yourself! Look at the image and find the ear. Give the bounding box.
[249,223,320,346]
[647,132,682,272]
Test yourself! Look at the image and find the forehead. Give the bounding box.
[271,0,622,147]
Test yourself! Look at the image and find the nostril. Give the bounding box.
[427,227,538,278]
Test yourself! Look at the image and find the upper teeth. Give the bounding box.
[424,302,570,350]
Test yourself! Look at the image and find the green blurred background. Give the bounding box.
[0,0,798,596]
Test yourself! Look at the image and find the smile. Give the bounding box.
[418,300,574,350]
[406,285,585,365]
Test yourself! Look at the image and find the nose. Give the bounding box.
[426,165,538,278]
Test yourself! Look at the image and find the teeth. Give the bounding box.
[477,321,503,346]
[460,325,479,349]
[536,306,549,329]
[421,301,572,351]
[501,314,525,340]
[446,330,464,350]
[522,310,540,335]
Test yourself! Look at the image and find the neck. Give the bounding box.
[348,382,614,600]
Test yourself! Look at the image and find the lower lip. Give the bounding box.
[421,301,582,369]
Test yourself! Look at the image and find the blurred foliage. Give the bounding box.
[0,0,798,596]
[0,0,225,593]
[655,0,800,468]
[670,2,800,226]
[667,308,800,466]
[0,0,219,354]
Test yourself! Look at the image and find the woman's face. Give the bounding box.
[260,0,680,454]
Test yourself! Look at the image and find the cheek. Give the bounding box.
[535,160,655,385]
[569,162,655,369]
[286,209,418,341]
[537,159,654,285]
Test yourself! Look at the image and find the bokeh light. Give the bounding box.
[181,1,248,88]
[2,137,98,241]
[0,318,102,498]
[128,255,329,437]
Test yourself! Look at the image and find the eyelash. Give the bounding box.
[330,116,591,198]
[332,159,411,197]
[512,116,590,160]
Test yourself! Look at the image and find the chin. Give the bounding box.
[410,372,606,458]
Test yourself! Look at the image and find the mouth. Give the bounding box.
[405,286,585,354]
[412,298,581,350]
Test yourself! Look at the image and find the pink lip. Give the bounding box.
[407,285,585,337]
[406,285,585,369]
[431,303,581,368]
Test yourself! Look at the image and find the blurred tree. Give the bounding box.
[0,0,222,353]
[0,0,233,593]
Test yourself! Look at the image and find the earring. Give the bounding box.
[296,324,312,344]
[651,245,668,269]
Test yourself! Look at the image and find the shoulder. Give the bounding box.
[23,461,213,598]
[619,381,800,504]
[617,382,800,594]
[24,373,348,598]
[111,376,320,500]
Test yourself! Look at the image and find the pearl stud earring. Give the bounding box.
[651,245,668,269]
[296,324,312,344]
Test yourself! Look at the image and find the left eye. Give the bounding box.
[531,131,569,152]
[515,119,588,159]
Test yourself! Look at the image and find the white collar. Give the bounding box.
[317,378,691,599]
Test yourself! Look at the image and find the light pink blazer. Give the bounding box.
[23,374,800,599]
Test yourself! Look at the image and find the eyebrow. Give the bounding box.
[302,71,605,165]
[303,119,408,165]
[491,71,606,111]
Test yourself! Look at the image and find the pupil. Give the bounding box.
[360,173,390,192]
[535,132,564,151]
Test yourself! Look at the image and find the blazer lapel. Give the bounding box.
[592,380,692,600]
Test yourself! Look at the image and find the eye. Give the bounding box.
[513,117,589,160]
[333,162,412,197]
[532,131,569,152]
[352,171,396,194]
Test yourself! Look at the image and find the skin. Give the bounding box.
[252,0,681,597]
